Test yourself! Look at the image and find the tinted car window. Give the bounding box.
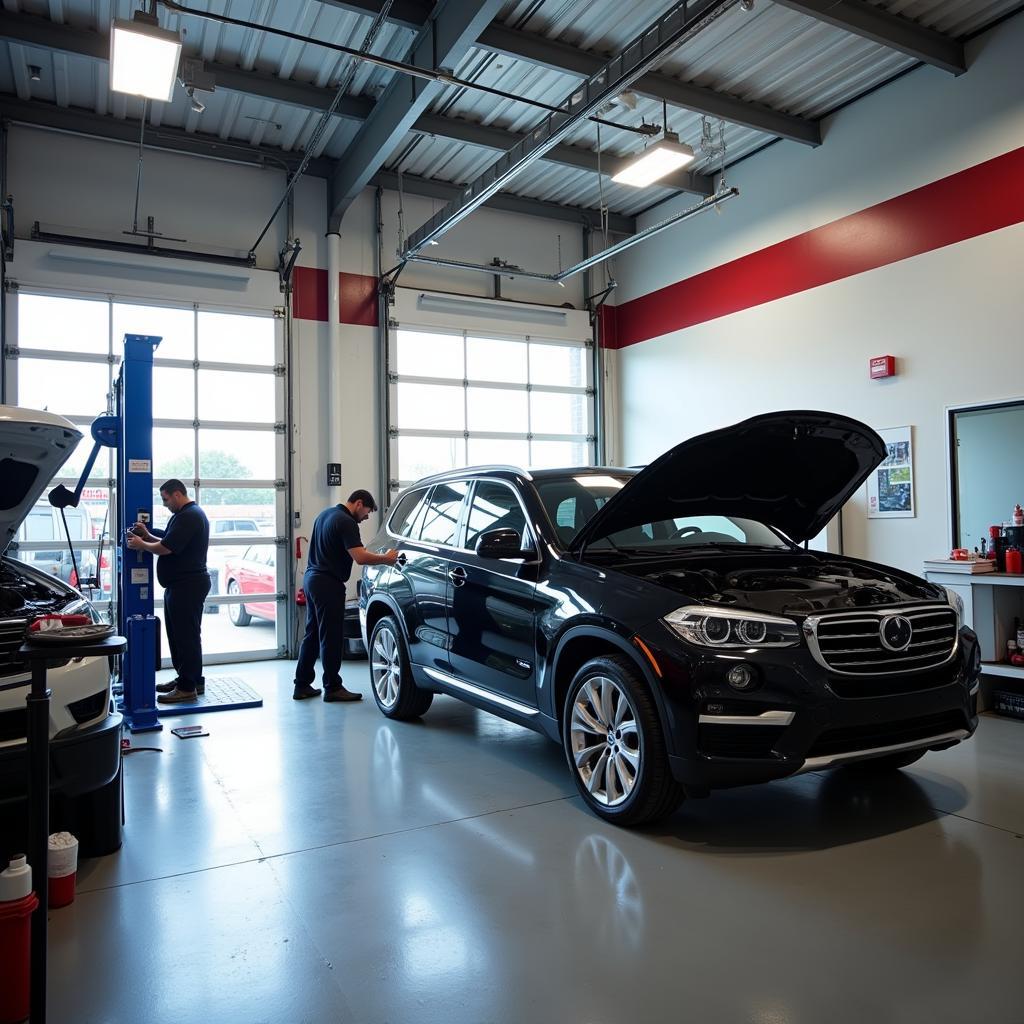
[464,481,528,550]
[536,475,788,550]
[389,488,430,538]
[418,482,470,546]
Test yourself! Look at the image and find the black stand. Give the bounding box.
[18,635,126,1024]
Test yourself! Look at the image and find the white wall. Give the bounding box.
[611,13,1024,577]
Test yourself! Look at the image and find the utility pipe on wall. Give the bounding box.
[327,231,343,495]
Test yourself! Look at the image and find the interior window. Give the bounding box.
[418,482,470,546]
[464,481,528,550]
[389,488,429,538]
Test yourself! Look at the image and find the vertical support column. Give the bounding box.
[118,334,162,733]
[327,231,344,494]
[27,657,50,1024]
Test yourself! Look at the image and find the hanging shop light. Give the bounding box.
[611,129,696,188]
[110,5,182,102]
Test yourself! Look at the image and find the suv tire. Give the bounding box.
[563,654,684,826]
[369,615,433,720]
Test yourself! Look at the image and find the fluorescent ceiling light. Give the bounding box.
[416,293,567,327]
[110,14,182,102]
[611,131,696,188]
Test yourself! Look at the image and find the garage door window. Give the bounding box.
[5,291,287,665]
[389,326,595,497]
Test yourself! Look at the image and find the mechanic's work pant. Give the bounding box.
[294,571,347,691]
[163,575,211,693]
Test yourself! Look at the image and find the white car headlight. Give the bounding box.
[944,587,964,629]
[664,606,801,649]
[60,597,94,619]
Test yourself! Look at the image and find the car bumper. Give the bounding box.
[636,624,981,792]
[0,711,123,805]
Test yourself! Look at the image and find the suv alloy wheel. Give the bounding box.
[369,616,433,720]
[563,655,684,826]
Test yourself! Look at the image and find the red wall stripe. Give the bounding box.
[607,146,1024,350]
[292,266,328,322]
[340,272,379,327]
[291,267,379,326]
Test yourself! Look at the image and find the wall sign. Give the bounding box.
[867,426,915,518]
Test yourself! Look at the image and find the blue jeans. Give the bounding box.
[163,575,211,693]
[294,571,347,691]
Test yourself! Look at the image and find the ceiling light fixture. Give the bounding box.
[611,129,696,188]
[110,4,183,102]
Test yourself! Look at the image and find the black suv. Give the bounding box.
[359,411,980,826]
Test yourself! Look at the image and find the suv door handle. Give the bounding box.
[395,553,407,567]
[448,566,467,587]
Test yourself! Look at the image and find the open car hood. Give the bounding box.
[0,407,82,553]
[570,411,887,550]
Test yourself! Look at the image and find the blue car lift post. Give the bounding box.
[60,333,263,727]
[114,335,162,732]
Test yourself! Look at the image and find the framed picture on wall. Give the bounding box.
[867,426,915,518]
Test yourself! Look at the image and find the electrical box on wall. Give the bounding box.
[327,463,341,487]
[870,355,896,379]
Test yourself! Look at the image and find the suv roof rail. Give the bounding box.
[411,464,533,487]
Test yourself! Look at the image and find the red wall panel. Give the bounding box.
[607,146,1024,350]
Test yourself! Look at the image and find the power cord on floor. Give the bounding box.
[121,738,162,755]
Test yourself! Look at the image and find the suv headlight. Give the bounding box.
[944,587,964,628]
[664,606,801,649]
[60,597,91,617]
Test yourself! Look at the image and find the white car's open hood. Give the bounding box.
[0,406,82,553]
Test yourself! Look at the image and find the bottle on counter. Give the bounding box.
[1005,547,1023,574]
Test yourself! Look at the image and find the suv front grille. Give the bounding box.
[806,605,957,676]
[0,618,29,679]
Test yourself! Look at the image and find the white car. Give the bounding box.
[0,406,122,854]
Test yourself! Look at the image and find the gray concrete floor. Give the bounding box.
[50,660,1024,1024]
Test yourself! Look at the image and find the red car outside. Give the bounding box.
[223,545,276,626]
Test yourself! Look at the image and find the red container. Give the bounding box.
[1006,548,1023,575]
[0,891,38,1024]
[48,872,76,909]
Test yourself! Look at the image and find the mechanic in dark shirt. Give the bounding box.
[127,479,211,704]
[294,489,398,702]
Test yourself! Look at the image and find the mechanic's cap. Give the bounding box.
[348,489,377,512]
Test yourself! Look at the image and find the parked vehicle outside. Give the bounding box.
[223,545,276,626]
[0,406,122,855]
[359,411,981,827]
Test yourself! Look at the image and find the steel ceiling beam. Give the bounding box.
[371,170,636,234]
[404,0,734,256]
[771,0,966,75]
[318,0,822,145]
[327,0,505,230]
[0,97,629,232]
[412,112,712,197]
[478,23,821,145]
[0,96,334,176]
[0,11,709,199]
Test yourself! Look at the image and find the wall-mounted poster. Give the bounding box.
[867,425,915,518]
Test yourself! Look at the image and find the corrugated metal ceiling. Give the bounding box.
[0,0,1018,220]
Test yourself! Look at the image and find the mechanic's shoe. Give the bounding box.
[157,688,200,704]
[293,683,322,700]
[323,687,362,703]
[157,679,205,695]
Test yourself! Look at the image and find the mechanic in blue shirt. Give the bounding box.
[127,479,211,704]
[294,489,398,702]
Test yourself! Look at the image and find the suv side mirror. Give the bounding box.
[476,528,528,560]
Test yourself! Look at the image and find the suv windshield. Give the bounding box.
[535,473,791,551]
